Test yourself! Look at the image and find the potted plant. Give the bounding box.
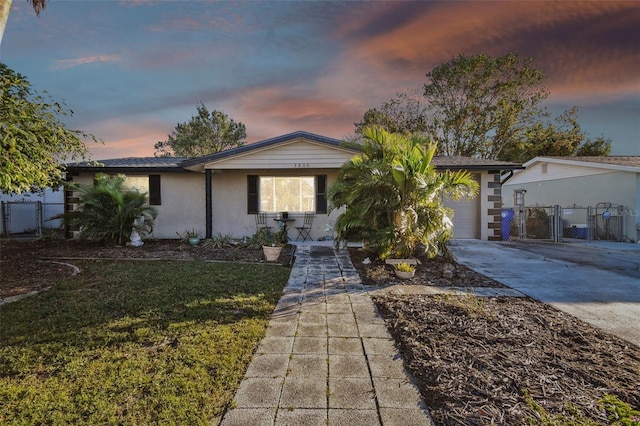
[253,228,288,262]
[179,229,201,246]
[394,262,416,279]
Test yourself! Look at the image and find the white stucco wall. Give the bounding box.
[152,173,205,239]
[70,172,205,239]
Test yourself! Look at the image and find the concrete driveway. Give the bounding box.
[448,239,640,347]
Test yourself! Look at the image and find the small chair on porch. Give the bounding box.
[295,212,315,241]
[255,212,271,232]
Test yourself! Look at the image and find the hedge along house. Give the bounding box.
[65,131,522,241]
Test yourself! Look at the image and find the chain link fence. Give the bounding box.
[1,201,65,237]
[509,206,558,241]
[506,204,625,242]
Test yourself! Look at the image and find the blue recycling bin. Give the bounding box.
[501,208,515,241]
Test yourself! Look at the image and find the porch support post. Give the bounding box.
[205,169,212,239]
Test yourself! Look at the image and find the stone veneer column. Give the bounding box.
[486,170,502,241]
[64,174,80,238]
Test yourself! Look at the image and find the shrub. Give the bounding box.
[65,173,157,245]
[329,127,478,259]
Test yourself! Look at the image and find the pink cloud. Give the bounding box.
[81,117,170,160]
[228,85,363,142]
[118,0,161,7]
[336,1,640,103]
[51,55,121,71]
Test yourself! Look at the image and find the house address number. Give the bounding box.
[294,162,310,168]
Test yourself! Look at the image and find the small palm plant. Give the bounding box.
[65,173,157,245]
[329,126,478,260]
[395,262,415,273]
[394,262,416,279]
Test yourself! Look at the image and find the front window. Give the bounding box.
[259,176,315,212]
[123,176,149,193]
[121,175,161,205]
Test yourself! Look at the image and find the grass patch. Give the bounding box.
[0,260,289,424]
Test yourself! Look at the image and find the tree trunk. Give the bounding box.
[0,0,12,48]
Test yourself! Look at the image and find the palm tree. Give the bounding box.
[329,127,479,259]
[1,0,47,47]
[68,173,157,245]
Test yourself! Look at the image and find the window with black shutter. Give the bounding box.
[247,175,258,214]
[316,175,327,214]
[248,174,327,214]
[149,175,161,205]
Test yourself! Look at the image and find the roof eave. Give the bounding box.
[434,164,524,171]
[65,165,188,173]
[524,156,640,173]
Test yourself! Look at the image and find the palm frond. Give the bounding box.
[329,126,479,259]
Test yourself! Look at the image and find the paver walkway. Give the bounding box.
[219,245,434,426]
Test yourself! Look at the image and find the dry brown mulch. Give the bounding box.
[347,247,506,288]
[375,295,640,425]
[347,248,640,424]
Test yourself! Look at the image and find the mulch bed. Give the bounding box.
[347,247,640,424]
[375,295,640,424]
[347,247,506,288]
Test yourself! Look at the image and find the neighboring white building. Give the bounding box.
[66,131,522,241]
[503,156,640,242]
[1,187,65,235]
[0,188,64,204]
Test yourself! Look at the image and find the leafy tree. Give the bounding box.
[0,63,96,194]
[499,107,611,162]
[423,53,548,159]
[355,92,428,136]
[576,136,611,157]
[154,104,246,157]
[357,53,610,162]
[66,174,157,245]
[329,127,478,260]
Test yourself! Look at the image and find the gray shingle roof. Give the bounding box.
[65,131,529,172]
[67,157,190,171]
[431,156,522,170]
[67,154,523,172]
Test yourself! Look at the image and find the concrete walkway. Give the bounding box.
[219,245,434,426]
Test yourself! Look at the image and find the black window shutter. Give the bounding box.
[247,175,259,214]
[316,175,327,214]
[149,175,161,205]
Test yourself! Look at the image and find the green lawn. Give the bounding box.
[0,260,290,425]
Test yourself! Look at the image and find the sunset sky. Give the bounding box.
[2,0,639,159]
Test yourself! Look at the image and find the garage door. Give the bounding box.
[443,174,480,239]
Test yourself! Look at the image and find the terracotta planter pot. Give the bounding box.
[262,245,282,262]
